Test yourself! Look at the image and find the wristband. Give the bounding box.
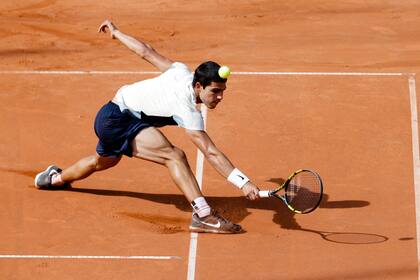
[227,168,250,189]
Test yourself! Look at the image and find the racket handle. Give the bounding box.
[259,190,270,198]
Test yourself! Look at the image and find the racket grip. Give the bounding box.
[259,190,270,198]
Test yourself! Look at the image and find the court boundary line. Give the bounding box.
[408,75,420,280]
[1,70,417,279]
[0,255,181,260]
[0,70,413,76]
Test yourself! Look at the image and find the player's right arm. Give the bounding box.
[98,19,173,72]
[186,129,260,200]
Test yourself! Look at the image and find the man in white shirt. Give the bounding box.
[35,19,260,234]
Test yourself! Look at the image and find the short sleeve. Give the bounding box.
[173,110,204,131]
[161,62,193,83]
[170,62,191,71]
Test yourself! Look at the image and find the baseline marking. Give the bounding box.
[233,71,407,76]
[0,70,410,76]
[0,255,180,260]
[408,75,420,280]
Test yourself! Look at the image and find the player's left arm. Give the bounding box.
[186,129,260,200]
[98,19,173,72]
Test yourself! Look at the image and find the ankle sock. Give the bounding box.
[191,197,211,218]
[51,173,65,186]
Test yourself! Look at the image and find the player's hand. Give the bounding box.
[242,182,260,200]
[98,19,118,39]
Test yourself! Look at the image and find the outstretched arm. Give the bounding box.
[98,19,173,72]
[186,129,260,200]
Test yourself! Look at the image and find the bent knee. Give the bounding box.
[94,155,121,171]
[167,147,187,162]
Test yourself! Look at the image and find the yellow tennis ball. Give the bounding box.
[218,66,231,79]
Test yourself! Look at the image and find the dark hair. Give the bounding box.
[192,61,227,89]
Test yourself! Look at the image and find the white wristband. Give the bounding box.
[227,168,250,189]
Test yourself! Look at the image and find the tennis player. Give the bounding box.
[35,19,260,234]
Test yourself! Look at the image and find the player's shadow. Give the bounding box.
[66,185,384,242]
[62,176,369,232]
[63,177,385,243]
[3,167,381,241]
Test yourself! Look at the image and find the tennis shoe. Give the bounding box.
[189,211,243,234]
[34,165,71,190]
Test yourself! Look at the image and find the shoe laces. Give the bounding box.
[49,169,58,176]
[212,211,229,223]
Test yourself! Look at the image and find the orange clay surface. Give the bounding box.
[1,1,420,279]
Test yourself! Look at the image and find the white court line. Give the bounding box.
[0,70,411,76]
[0,70,161,75]
[232,71,407,76]
[408,75,420,280]
[187,104,207,280]
[0,255,180,260]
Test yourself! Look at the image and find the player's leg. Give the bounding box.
[131,127,202,202]
[131,127,242,234]
[35,101,125,189]
[60,154,121,182]
[34,154,121,189]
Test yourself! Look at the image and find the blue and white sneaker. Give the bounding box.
[34,165,71,189]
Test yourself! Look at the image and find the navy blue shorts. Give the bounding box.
[94,102,151,157]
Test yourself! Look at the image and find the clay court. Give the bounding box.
[1,1,420,279]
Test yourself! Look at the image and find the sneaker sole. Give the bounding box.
[189,225,242,234]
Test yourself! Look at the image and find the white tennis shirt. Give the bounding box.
[113,62,204,131]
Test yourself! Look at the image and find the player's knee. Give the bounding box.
[87,155,120,171]
[83,156,99,171]
[168,146,187,163]
[96,156,121,171]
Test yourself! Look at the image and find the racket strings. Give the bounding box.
[285,171,322,213]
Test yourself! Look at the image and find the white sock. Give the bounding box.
[51,173,64,186]
[191,197,211,218]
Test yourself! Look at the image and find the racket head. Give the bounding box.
[282,169,323,214]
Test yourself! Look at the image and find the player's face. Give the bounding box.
[198,82,227,109]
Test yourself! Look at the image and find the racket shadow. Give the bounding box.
[270,207,388,245]
[299,228,389,244]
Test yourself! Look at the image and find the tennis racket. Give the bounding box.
[259,169,323,214]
